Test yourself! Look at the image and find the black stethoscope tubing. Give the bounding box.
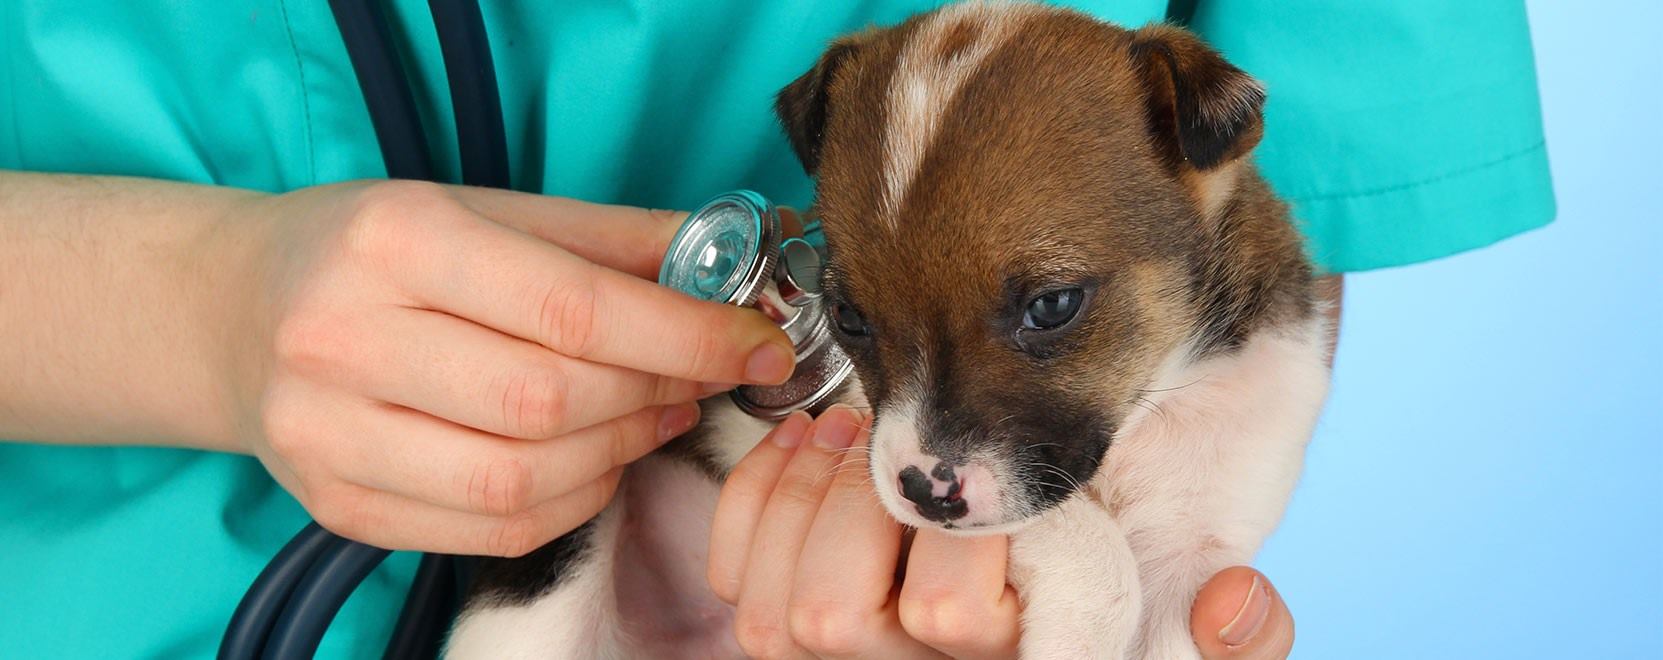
[219,1,508,658]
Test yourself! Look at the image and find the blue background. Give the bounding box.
[1257,1,1663,657]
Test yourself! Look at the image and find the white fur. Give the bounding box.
[702,398,781,470]
[1009,495,1143,658]
[880,1,1035,221]
[446,457,737,659]
[446,501,626,659]
[1068,313,1331,659]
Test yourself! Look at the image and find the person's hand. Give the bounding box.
[708,406,1295,659]
[230,181,795,556]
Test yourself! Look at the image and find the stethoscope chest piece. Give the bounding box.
[659,191,854,419]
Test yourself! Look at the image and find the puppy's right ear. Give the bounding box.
[775,38,862,175]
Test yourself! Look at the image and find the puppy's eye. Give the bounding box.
[832,302,871,337]
[1022,288,1085,330]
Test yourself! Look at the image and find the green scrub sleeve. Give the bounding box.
[1186,1,1556,274]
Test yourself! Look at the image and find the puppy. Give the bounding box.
[445,3,1330,658]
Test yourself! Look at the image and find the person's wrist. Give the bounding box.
[191,187,284,454]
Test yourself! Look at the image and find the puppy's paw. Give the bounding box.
[1007,497,1141,659]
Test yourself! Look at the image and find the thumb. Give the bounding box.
[449,185,687,280]
[1191,567,1294,660]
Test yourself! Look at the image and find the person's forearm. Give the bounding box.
[0,171,266,450]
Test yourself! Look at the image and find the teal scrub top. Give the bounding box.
[0,1,1553,657]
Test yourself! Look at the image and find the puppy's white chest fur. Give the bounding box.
[1056,317,1331,659]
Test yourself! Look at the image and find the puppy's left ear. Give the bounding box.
[775,37,863,175]
[1129,24,1266,172]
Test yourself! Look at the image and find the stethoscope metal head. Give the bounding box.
[659,190,854,419]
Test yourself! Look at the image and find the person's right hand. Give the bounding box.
[228,180,795,557]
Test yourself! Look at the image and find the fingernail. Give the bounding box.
[771,412,812,448]
[745,342,795,384]
[701,382,736,395]
[811,406,859,449]
[658,403,701,441]
[1219,574,1271,648]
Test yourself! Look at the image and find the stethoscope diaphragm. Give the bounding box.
[659,190,854,419]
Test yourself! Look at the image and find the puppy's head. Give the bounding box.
[777,4,1278,532]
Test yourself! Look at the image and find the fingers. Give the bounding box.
[327,306,710,439]
[267,383,693,517]
[731,407,865,659]
[1192,567,1295,660]
[447,186,685,280]
[708,412,814,603]
[376,194,794,385]
[897,531,1022,659]
[731,405,864,658]
[788,420,943,659]
[312,467,624,556]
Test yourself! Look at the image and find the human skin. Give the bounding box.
[0,171,795,556]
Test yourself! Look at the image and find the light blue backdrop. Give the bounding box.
[1255,1,1663,657]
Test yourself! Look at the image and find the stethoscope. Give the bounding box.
[218,2,849,658]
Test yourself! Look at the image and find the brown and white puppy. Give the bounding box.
[445,3,1330,658]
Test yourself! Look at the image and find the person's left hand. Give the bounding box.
[707,406,1295,659]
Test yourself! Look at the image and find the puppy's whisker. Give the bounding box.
[1135,377,1205,394]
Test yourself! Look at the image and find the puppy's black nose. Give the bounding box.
[898,462,968,522]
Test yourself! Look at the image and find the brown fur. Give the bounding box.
[776,6,1313,482]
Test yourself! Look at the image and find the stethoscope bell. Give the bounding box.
[659,191,854,419]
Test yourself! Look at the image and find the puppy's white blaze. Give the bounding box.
[880,1,1037,223]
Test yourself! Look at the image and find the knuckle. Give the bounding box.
[602,418,634,467]
[733,614,794,660]
[788,603,869,656]
[770,474,826,511]
[487,511,543,558]
[345,180,447,263]
[719,464,782,506]
[536,272,601,358]
[898,594,981,648]
[649,374,684,406]
[468,457,535,516]
[606,408,659,465]
[309,486,371,540]
[643,207,684,226]
[499,365,568,438]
